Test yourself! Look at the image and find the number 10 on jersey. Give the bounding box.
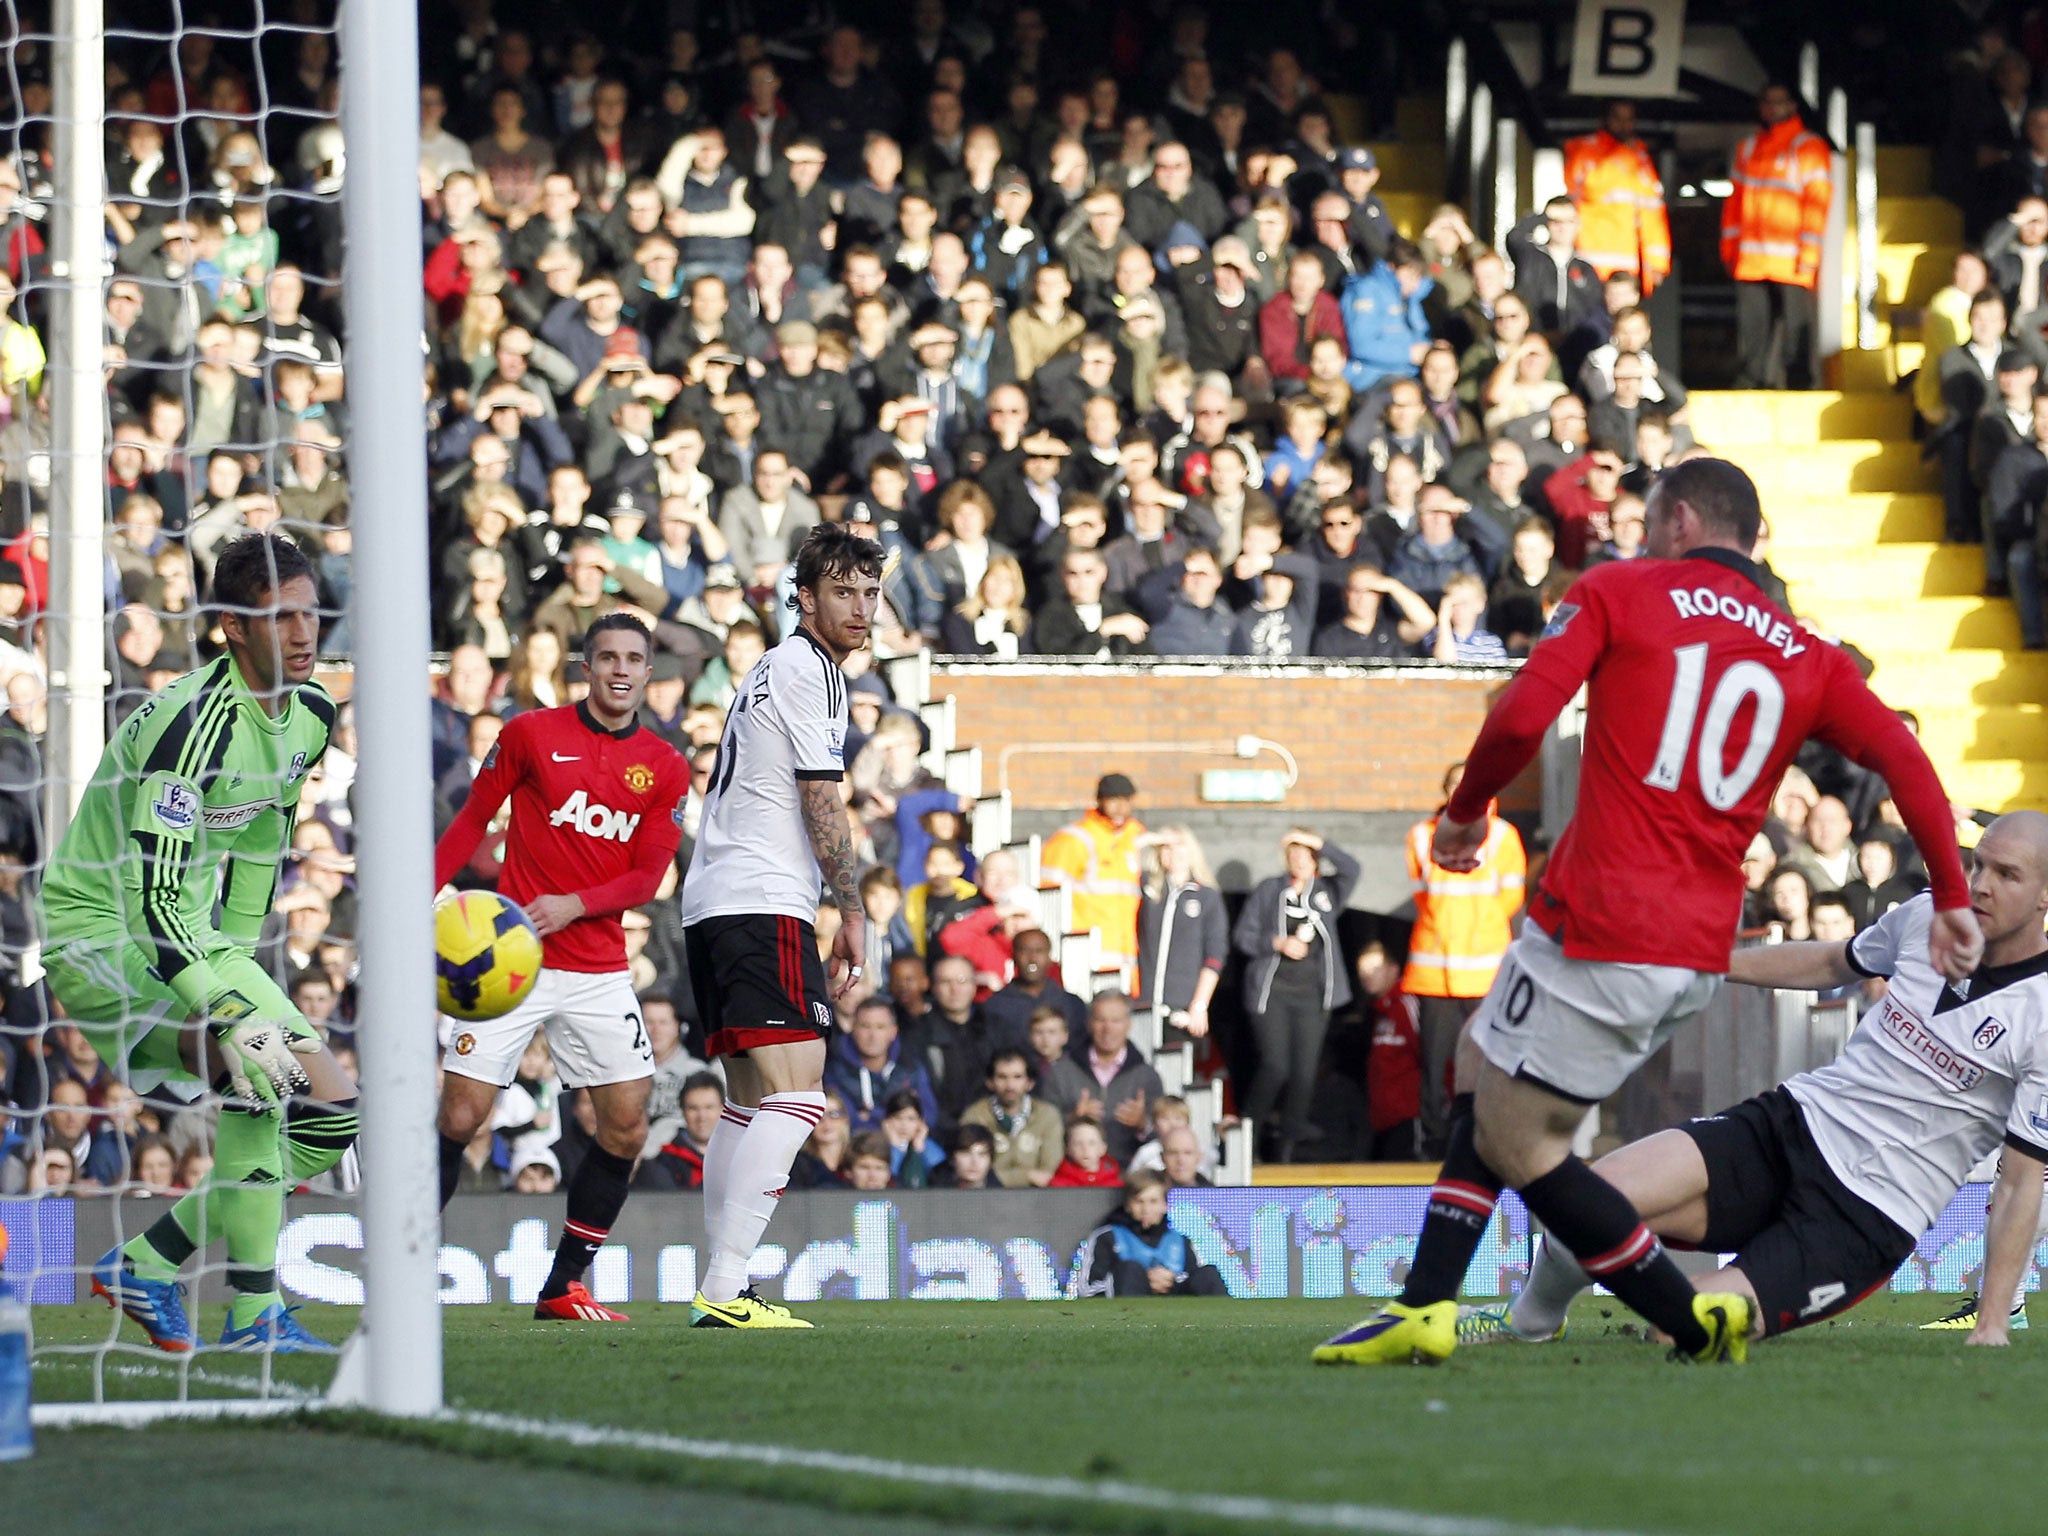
[1643,643,1786,810]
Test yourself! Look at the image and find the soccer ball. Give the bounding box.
[435,891,543,1021]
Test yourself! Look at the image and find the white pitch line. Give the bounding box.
[31,1359,320,1426]
[35,1398,314,1428]
[27,1388,1661,1536]
[35,1357,316,1396]
[439,1408,1656,1536]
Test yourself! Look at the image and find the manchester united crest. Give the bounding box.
[623,763,656,794]
[454,1032,477,1056]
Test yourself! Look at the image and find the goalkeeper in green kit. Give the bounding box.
[41,533,358,1353]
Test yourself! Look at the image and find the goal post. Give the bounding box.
[334,0,442,1418]
[44,0,105,846]
[13,0,440,1423]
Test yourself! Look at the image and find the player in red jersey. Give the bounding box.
[1316,458,1982,1367]
[433,614,689,1322]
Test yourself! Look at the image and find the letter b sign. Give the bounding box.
[1599,9,1655,77]
[1569,0,1684,99]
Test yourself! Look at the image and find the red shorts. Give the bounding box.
[684,912,833,1058]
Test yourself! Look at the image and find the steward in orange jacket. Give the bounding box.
[1722,97,1833,290]
[1041,773,1146,971]
[1402,770,1526,1155]
[1401,804,1526,1000]
[1564,103,1671,293]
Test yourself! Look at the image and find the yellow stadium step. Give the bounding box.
[1777,543,1983,598]
[1876,197,1963,245]
[1874,242,1960,309]
[1932,759,2048,812]
[1763,493,1944,548]
[1772,126,2035,812]
[1876,145,1933,197]
[1719,440,1933,494]
[1854,647,2048,705]
[1806,595,2019,651]
[1685,390,1912,444]
[1915,704,2048,761]
[1836,346,1922,390]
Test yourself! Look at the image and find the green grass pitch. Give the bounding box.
[8,1294,2043,1536]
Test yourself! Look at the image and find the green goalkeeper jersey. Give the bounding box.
[40,653,336,1013]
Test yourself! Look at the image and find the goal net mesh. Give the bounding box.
[0,0,363,1410]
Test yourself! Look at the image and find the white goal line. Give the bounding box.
[31,1358,320,1426]
[29,1390,1651,1536]
[437,1408,1654,1536]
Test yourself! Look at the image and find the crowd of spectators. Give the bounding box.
[66,2,1742,707]
[0,4,1959,1211]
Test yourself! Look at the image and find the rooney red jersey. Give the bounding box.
[435,702,689,973]
[1445,549,1968,973]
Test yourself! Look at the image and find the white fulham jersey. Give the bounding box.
[677,626,847,926]
[1784,894,2048,1235]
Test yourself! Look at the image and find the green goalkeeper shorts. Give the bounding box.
[42,932,300,1093]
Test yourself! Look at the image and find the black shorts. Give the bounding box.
[684,913,834,1059]
[1680,1086,1918,1337]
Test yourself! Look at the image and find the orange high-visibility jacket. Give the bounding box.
[1721,118,1833,290]
[1400,811,1526,1000]
[1041,809,1146,964]
[1563,130,1671,293]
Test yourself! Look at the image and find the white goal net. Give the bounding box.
[0,0,439,1422]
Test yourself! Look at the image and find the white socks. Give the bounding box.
[701,1100,755,1243]
[701,1092,824,1304]
[1509,1234,1592,1340]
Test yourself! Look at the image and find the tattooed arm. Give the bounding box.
[800,777,867,997]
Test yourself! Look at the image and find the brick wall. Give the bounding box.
[933,662,1539,815]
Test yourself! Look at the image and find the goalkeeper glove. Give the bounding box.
[205,989,317,1106]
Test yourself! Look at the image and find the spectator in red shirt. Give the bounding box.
[1356,942,1424,1161]
[0,161,44,286]
[1048,1115,1124,1187]
[1540,432,1628,567]
[646,1072,724,1188]
[2,516,49,617]
[1259,251,1347,387]
[938,897,1039,996]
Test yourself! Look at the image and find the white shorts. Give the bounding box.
[1469,925,1722,1105]
[440,968,654,1091]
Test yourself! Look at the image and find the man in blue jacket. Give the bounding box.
[1340,238,1434,392]
[824,996,941,1134]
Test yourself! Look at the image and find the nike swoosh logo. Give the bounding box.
[552,753,581,762]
